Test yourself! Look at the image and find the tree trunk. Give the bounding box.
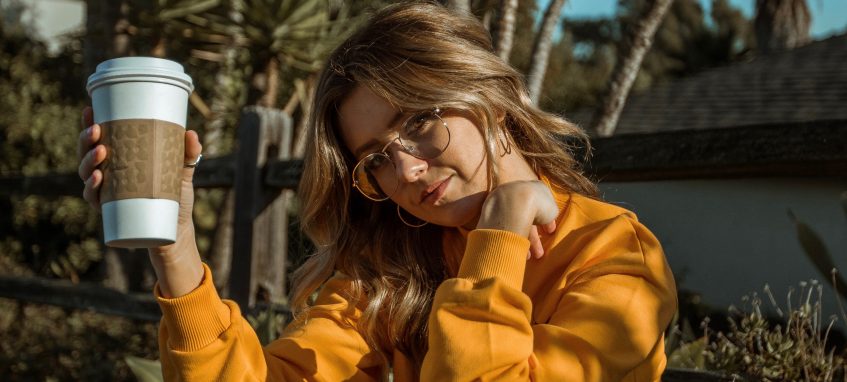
[258,57,280,108]
[526,0,566,105]
[101,248,128,292]
[591,0,673,137]
[211,190,236,293]
[291,77,316,159]
[446,0,471,15]
[247,56,281,108]
[83,0,133,76]
[205,0,247,293]
[493,0,518,62]
[754,0,811,55]
[111,1,134,57]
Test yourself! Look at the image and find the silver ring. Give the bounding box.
[184,154,202,168]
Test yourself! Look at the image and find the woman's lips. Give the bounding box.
[422,176,452,205]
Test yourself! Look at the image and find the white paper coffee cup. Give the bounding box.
[86,57,194,248]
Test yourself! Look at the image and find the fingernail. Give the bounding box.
[526,251,531,260]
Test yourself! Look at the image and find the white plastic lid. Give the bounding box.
[86,57,194,95]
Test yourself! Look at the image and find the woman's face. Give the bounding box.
[337,85,535,229]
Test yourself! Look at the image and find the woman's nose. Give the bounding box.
[391,148,427,183]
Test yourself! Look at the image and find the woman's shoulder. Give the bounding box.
[554,191,638,226]
[540,174,639,229]
[553,191,660,252]
[543,191,671,283]
[566,192,639,226]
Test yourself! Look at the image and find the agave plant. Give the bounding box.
[159,0,360,105]
[787,191,847,302]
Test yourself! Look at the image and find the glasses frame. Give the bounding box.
[351,107,450,201]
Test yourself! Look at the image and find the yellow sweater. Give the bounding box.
[155,183,677,381]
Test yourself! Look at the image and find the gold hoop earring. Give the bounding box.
[499,130,512,156]
[397,204,428,227]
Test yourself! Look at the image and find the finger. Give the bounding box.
[528,225,544,260]
[77,107,93,159]
[542,220,557,235]
[83,169,102,212]
[77,122,101,161]
[78,144,106,181]
[184,130,202,162]
[180,130,203,180]
[82,106,93,129]
[174,131,202,224]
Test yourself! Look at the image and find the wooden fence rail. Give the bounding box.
[0,272,290,322]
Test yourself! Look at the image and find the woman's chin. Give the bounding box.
[417,192,487,228]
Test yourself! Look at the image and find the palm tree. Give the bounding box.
[83,0,135,79]
[446,0,472,15]
[526,0,566,105]
[493,0,518,61]
[754,0,811,55]
[591,0,674,137]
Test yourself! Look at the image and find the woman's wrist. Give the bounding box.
[148,238,204,299]
[475,187,536,237]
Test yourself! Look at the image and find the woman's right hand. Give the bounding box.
[476,179,559,260]
[77,106,205,298]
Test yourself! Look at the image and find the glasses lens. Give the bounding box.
[351,109,450,201]
[353,152,398,200]
[399,111,450,159]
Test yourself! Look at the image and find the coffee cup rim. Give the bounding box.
[86,57,194,95]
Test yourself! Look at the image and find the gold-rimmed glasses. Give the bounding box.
[352,108,450,201]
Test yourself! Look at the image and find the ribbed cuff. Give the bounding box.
[154,263,232,351]
[457,229,531,289]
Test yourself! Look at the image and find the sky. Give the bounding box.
[15,0,847,53]
[558,0,847,39]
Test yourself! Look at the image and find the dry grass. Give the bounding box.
[670,279,847,381]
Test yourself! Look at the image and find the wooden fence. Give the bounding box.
[0,111,843,381]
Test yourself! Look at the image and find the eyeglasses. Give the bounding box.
[352,107,451,201]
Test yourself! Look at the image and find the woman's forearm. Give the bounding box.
[148,238,204,298]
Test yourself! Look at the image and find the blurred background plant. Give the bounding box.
[788,191,847,301]
[667,279,847,381]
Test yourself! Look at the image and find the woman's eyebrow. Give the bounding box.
[352,110,406,159]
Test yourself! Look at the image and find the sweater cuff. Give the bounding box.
[457,229,531,290]
[154,263,232,351]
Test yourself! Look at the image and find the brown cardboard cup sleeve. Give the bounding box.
[99,119,185,204]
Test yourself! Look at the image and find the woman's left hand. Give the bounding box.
[476,180,559,260]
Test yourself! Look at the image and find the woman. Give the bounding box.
[77,2,676,381]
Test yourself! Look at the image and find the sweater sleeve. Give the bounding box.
[155,263,384,381]
[421,216,677,381]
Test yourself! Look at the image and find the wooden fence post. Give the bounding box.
[229,106,292,309]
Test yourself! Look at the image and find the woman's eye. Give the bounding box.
[365,155,388,170]
[404,114,432,136]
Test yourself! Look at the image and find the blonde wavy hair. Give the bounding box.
[291,1,598,371]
